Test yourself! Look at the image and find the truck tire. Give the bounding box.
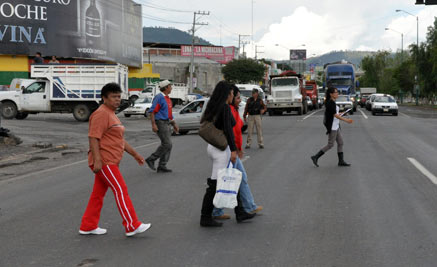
[73,104,91,122]
[15,112,29,120]
[144,108,150,118]
[124,113,131,118]
[1,101,18,119]
[297,107,302,115]
[268,109,274,116]
[303,103,308,115]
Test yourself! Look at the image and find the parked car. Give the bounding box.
[371,95,398,116]
[366,93,384,111]
[123,96,153,118]
[173,98,247,135]
[335,95,354,115]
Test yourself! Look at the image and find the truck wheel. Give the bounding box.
[144,108,150,118]
[124,113,131,118]
[73,104,91,122]
[1,101,18,119]
[15,112,29,120]
[297,107,302,115]
[268,109,274,116]
[178,130,189,135]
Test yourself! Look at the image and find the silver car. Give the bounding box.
[173,98,247,135]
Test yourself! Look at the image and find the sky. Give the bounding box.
[138,0,437,60]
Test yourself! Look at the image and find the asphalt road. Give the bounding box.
[1,107,437,267]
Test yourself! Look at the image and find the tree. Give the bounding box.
[222,58,266,84]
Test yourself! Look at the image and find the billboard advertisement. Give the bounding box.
[0,0,142,67]
[289,49,307,60]
[181,45,235,64]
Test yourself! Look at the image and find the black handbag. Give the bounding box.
[199,120,228,151]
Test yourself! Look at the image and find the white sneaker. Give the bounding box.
[79,227,107,235]
[126,223,152,237]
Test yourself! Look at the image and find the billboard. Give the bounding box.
[0,0,142,67]
[289,49,307,60]
[181,45,235,64]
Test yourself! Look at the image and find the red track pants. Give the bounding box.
[80,165,142,233]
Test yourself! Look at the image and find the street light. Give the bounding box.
[385,27,404,56]
[396,9,420,105]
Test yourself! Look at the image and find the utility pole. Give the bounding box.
[241,41,249,58]
[255,45,264,60]
[190,11,209,93]
[238,34,250,59]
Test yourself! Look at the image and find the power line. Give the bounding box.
[136,0,193,13]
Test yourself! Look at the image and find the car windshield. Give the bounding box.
[375,96,395,103]
[272,78,298,87]
[136,97,152,104]
[142,87,153,93]
[329,79,352,86]
[240,90,252,98]
[336,96,350,102]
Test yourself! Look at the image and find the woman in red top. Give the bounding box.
[212,85,263,219]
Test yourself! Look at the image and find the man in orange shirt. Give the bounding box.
[79,83,151,237]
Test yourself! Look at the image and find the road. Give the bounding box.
[1,107,437,266]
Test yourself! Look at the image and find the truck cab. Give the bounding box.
[267,71,307,115]
[305,80,319,109]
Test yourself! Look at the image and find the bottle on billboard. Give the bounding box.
[85,0,101,48]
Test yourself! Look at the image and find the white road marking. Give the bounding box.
[358,108,368,119]
[302,109,322,120]
[399,112,410,118]
[407,157,437,185]
[0,141,160,185]
[241,156,250,163]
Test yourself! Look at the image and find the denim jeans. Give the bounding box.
[213,157,257,216]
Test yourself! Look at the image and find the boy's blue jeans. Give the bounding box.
[213,157,257,216]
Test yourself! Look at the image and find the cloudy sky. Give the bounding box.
[139,0,437,59]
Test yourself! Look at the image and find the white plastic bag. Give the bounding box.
[213,162,243,209]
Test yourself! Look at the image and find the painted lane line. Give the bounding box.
[399,112,410,118]
[0,141,160,185]
[407,157,437,185]
[302,109,322,120]
[358,108,368,119]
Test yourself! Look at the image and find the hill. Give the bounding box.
[306,50,377,68]
[143,27,211,46]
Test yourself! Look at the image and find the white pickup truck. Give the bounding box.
[0,64,129,121]
[130,82,192,106]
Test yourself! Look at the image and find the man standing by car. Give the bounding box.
[145,80,179,173]
[244,89,267,149]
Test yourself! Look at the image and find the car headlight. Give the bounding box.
[391,105,398,109]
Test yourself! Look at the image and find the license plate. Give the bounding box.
[383,108,389,112]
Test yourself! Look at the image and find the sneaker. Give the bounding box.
[250,206,263,214]
[212,214,231,220]
[126,223,152,237]
[259,144,264,149]
[157,166,172,173]
[245,145,250,149]
[145,158,156,171]
[79,227,107,235]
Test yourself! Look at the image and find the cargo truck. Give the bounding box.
[266,70,308,115]
[305,80,319,109]
[0,64,129,121]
